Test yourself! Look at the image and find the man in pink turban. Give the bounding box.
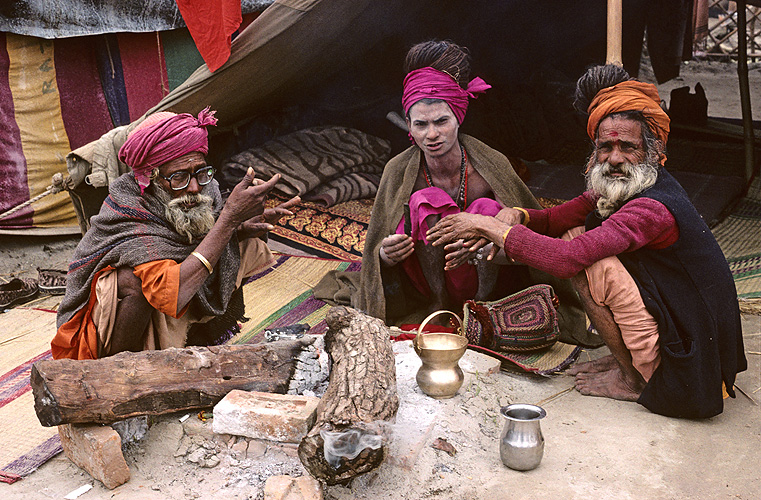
[53,108,299,360]
[354,40,587,344]
[427,64,746,418]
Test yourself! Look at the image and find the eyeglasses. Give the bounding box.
[158,166,216,191]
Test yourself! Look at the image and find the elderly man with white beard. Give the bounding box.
[426,65,747,418]
[53,108,298,361]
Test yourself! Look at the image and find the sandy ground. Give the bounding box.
[2,317,759,500]
[0,59,760,499]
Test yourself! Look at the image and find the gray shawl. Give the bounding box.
[57,173,241,328]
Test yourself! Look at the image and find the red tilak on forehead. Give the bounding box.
[608,130,619,137]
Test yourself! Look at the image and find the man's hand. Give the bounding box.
[496,207,524,225]
[427,213,511,260]
[221,168,280,228]
[443,239,471,270]
[380,233,414,266]
[426,213,491,246]
[238,196,300,239]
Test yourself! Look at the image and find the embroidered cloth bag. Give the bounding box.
[463,284,560,353]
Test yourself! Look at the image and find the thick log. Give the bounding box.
[31,340,312,427]
[298,306,398,485]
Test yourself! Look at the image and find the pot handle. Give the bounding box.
[415,310,464,349]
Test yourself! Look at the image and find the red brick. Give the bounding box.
[264,475,323,500]
[58,423,130,489]
[212,390,319,443]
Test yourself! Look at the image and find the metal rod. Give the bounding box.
[737,0,757,181]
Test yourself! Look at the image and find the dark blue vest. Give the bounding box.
[586,169,746,418]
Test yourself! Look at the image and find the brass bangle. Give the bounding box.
[512,207,530,225]
[502,227,512,244]
[191,251,213,274]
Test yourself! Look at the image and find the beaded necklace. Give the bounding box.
[422,144,468,210]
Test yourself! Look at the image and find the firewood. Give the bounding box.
[31,340,311,427]
[298,306,398,485]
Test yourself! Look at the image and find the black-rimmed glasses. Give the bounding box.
[159,166,215,191]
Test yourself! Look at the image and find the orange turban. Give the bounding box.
[587,81,670,161]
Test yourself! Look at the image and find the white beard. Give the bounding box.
[585,160,659,218]
[150,181,215,243]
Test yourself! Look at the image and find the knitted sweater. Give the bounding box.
[505,192,679,278]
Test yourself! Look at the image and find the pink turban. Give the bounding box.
[402,67,491,124]
[118,107,218,194]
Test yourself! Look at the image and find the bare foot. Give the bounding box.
[574,366,643,402]
[567,354,618,375]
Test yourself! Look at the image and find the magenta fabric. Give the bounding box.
[396,187,502,305]
[0,33,32,228]
[118,107,217,194]
[54,37,113,150]
[401,67,491,124]
[507,194,679,279]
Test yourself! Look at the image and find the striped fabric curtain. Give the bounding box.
[0,30,204,231]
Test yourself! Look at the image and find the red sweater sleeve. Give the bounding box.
[524,193,597,237]
[506,197,678,278]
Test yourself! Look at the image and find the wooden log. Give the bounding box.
[298,306,398,485]
[31,340,312,427]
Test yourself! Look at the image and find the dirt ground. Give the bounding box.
[3,317,760,500]
[1,59,760,500]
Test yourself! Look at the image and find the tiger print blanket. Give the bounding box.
[221,126,390,206]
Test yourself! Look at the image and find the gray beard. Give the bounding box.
[150,181,215,243]
[585,160,659,218]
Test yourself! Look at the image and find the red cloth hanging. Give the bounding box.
[175,0,242,72]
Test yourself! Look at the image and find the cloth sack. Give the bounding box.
[463,284,560,353]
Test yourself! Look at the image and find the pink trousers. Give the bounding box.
[564,226,661,381]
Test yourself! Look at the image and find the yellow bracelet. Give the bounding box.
[502,227,512,244]
[191,251,213,274]
[512,207,530,225]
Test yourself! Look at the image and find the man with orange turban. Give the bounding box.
[53,108,298,360]
[427,64,746,418]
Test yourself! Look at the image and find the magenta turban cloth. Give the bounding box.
[118,107,218,194]
[402,67,491,124]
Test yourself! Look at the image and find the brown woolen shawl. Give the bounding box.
[57,173,241,329]
[352,134,596,346]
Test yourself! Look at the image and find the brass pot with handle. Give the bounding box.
[413,310,467,399]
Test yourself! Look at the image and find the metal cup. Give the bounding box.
[499,403,546,471]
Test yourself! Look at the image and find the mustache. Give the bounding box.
[167,192,213,209]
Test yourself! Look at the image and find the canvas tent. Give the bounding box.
[0,0,269,234]
[20,0,757,233]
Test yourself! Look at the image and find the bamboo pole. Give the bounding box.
[607,0,623,66]
[737,0,757,181]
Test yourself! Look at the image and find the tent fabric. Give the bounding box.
[63,0,702,218]
[0,30,205,232]
[65,0,423,192]
[0,34,75,230]
[176,0,242,72]
[0,0,272,39]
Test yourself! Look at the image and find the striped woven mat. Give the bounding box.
[232,254,360,345]
[712,176,761,311]
[0,298,63,480]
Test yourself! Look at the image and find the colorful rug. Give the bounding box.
[265,194,372,261]
[0,298,63,481]
[712,175,761,311]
